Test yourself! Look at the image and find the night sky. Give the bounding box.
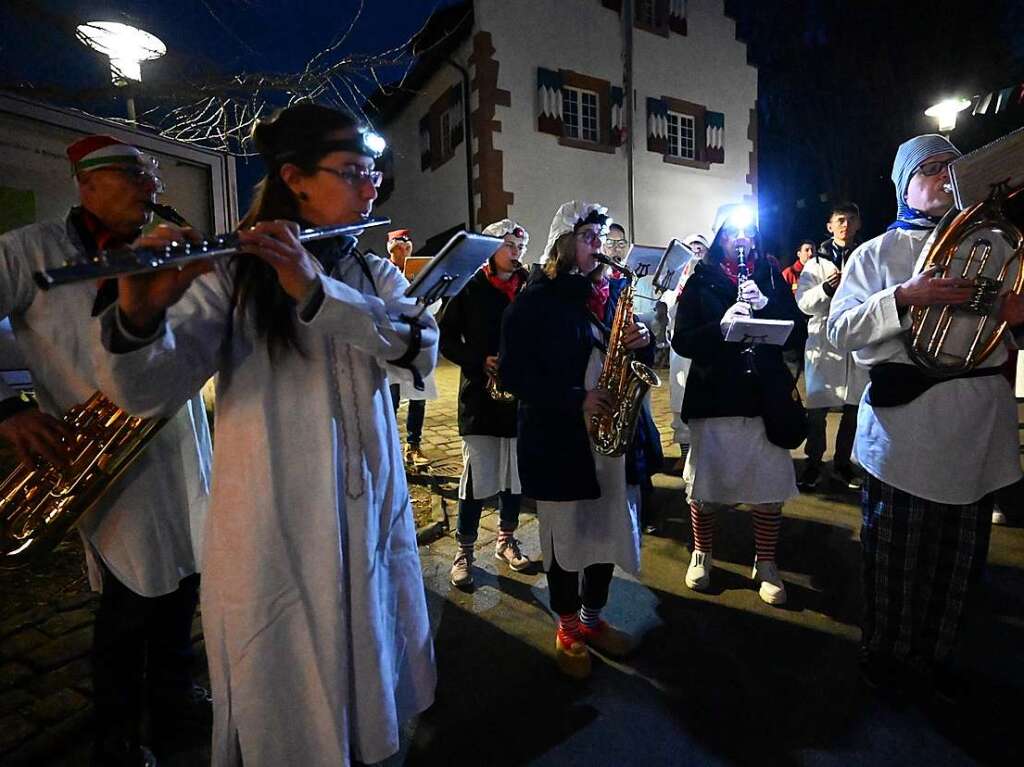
[3,0,1023,254]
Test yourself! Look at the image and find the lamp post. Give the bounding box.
[925,97,971,137]
[76,21,166,122]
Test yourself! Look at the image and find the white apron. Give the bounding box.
[459,435,521,499]
[536,346,641,575]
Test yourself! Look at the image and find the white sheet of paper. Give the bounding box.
[723,318,794,346]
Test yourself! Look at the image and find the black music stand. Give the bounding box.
[652,239,695,295]
[404,231,503,312]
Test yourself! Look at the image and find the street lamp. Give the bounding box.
[76,21,166,121]
[925,97,971,135]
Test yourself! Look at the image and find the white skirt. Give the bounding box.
[458,435,521,500]
[683,416,798,505]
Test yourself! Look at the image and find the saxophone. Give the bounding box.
[486,370,515,402]
[0,393,166,569]
[590,255,662,456]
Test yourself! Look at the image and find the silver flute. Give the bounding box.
[33,208,390,290]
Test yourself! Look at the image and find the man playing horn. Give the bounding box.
[828,134,1024,703]
[0,134,212,765]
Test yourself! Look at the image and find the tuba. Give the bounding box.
[590,255,662,456]
[0,393,166,569]
[907,182,1024,375]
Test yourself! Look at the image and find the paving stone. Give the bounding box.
[2,708,91,766]
[0,607,53,641]
[56,592,98,612]
[28,657,91,698]
[23,688,89,725]
[0,661,33,688]
[0,713,38,754]
[0,689,35,717]
[24,626,92,671]
[38,609,94,639]
[0,628,50,659]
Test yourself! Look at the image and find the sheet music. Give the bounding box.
[949,126,1024,209]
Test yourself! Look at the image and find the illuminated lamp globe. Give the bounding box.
[77,21,166,85]
[924,98,971,134]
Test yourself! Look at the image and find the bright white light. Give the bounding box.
[924,97,971,133]
[727,205,755,230]
[363,131,387,157]
[77,21,166,85]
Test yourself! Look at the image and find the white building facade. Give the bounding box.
[372,0,757,259]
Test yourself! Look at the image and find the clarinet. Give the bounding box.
[736,245,757,375]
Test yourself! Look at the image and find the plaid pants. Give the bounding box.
[860,473,992,664]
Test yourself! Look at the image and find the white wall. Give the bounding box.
[631,0,757,245]
[369,39,474,257]
[477,0,628,262]
[377,0,756,261]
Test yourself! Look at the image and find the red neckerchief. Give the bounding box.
[483,259,525,303]
[586,277,610,319]
[720,258,741,285]
[78,207,134,253]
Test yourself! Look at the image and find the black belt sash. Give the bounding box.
[866,362,1003,407]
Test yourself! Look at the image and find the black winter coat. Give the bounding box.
[438,267,524,437]
[673,257,803,422]
[499,271,600,501]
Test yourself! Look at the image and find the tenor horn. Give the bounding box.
[907,182,1024,375]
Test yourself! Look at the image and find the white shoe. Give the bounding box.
[992,508,1008,525]
[450,549,474,587]
[752,560,787,605]
[495,537,531,571]
[685,549,713,591]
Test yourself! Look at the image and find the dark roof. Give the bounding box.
[366,1,474,126]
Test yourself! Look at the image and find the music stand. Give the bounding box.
[405,232,503,312]
[624,245,662,281]
[652,239,695,295]
[722,318,794,346]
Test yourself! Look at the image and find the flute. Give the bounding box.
[33,213,390,290]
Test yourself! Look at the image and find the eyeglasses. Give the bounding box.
[576,230,606,246]
[502,239,527,253]
[315,165,384,189]
[605,239,629,250]
[100,165,165,193]
[913,159,952,178]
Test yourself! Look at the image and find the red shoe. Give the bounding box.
[555,629,591,679]
[578,619,634,658]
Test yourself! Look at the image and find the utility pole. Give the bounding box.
[622,0,635,236]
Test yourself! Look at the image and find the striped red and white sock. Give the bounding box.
[690,502,715,553]
[558,613,582,643]
[497,528,514,545]
[579,605,601,629]
[752,504,782,562]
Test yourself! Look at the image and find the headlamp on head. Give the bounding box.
[725,205,755,232]
[360,129,387,159]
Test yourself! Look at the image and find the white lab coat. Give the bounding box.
[95,247,437,766]
[662,266,694,443]
[827,228,1021,504]
[0,216,210,595]
[796,255,868,408]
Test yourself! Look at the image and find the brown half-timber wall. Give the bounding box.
[469,30,513,226]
